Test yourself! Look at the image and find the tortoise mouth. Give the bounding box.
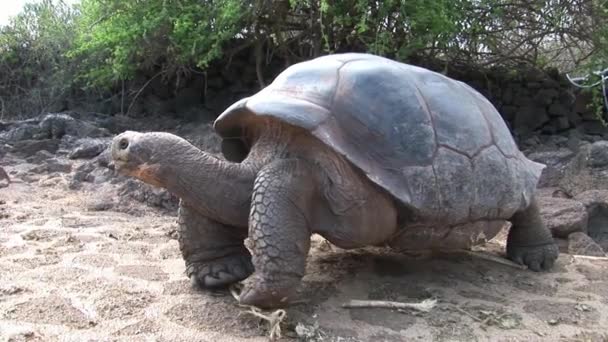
[111,157,135,175]
[127,162,165,188]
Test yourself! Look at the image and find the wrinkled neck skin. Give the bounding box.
[148,122,292,227]
[153,139,257,228]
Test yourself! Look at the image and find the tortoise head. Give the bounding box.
[110,131,169,187]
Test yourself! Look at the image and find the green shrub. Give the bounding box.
[0,0,77,118]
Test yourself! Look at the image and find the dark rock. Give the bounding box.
[565,129,587,153]
[554,116,570,131]
[176,107,213,121]
[36,113,110,139]
[567,232,606,256]
[559,141,608,196]
[514,105,549,135]
[581,121,608,136]
[143,94,174,116]
[540,124,558,135]
[573,91,593,114]
[90,167,115,184]
[534,89,558,106]
[25,150,55,164]
[541,77,559,88]
[499,105,518,122]
[567,111,582,126]
[68,138,110,160]
[29,159,72,174]
[175,87,202,113]
[539,134,569,148]
[11,139,60,156]
[537,196,588,238]
[204,89,237,113]
[72,161,98,183]
[87,199,114,211]
[148,76,171,99]
[0,123,39,142]
[548,103,569,117]
[527,148,575,187]
[513,94,534,107]
[95,148,112,168]
[74,162,96,174]
[501,88,513,105]
[573,190,608,251]
[519,135,542,152]
[206,76,225,90]
[0,166,10,187]
[588,141,608,167]
[555,237,568,253]
[118,179,179,212]
[68,178,82,190]
[175,123,222,154]
[535,187,571,199]
[72,170,94,183]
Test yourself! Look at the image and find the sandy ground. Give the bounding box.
[1,161,608,341]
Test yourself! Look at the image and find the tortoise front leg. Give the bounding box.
[177,201,253,288]
[238,159,315,308]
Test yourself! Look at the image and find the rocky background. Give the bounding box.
[73,54,606,144]
[448,66,602,140]
[1,106,608,257]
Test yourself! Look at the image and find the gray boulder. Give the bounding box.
[559,141,608,196]
[68,138,111,160]
[537,196,588,238]
[527,148,574,187]
[36,113,110,139]
[568,232,606,256]
[117,179,179,212]
[11,139,60,156]
[574,190,608,251]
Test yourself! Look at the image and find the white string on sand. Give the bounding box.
[230,284,287,340]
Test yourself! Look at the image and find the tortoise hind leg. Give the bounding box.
[506,197,559,271]
[177,201,253,288]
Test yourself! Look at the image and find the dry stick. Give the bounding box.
[570,255,608,261]
[342,298,437,312]
[459,250,528,270]
[451,305,483,322]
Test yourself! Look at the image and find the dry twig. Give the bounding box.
[570,255,608,261]
[455,250,528,270]
[342,298,437,312]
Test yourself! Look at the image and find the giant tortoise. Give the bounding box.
[110,53,558,308]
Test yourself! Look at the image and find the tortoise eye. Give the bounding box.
[119,138,129,150]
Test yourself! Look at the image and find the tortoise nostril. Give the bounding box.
[119,138,129,150]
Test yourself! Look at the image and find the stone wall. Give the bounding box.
[446,65,605,140]
[124,51,606,141]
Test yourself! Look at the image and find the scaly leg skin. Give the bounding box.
[177,201,253,288]
[507,197,559,271]
[238,159,315,309]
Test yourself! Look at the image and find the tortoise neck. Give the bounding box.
[160,143,257,227]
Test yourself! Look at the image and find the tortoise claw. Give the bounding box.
[507,243,559,272]
[188,254,253,289]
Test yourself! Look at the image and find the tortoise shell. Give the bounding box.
[214,53,544,225]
